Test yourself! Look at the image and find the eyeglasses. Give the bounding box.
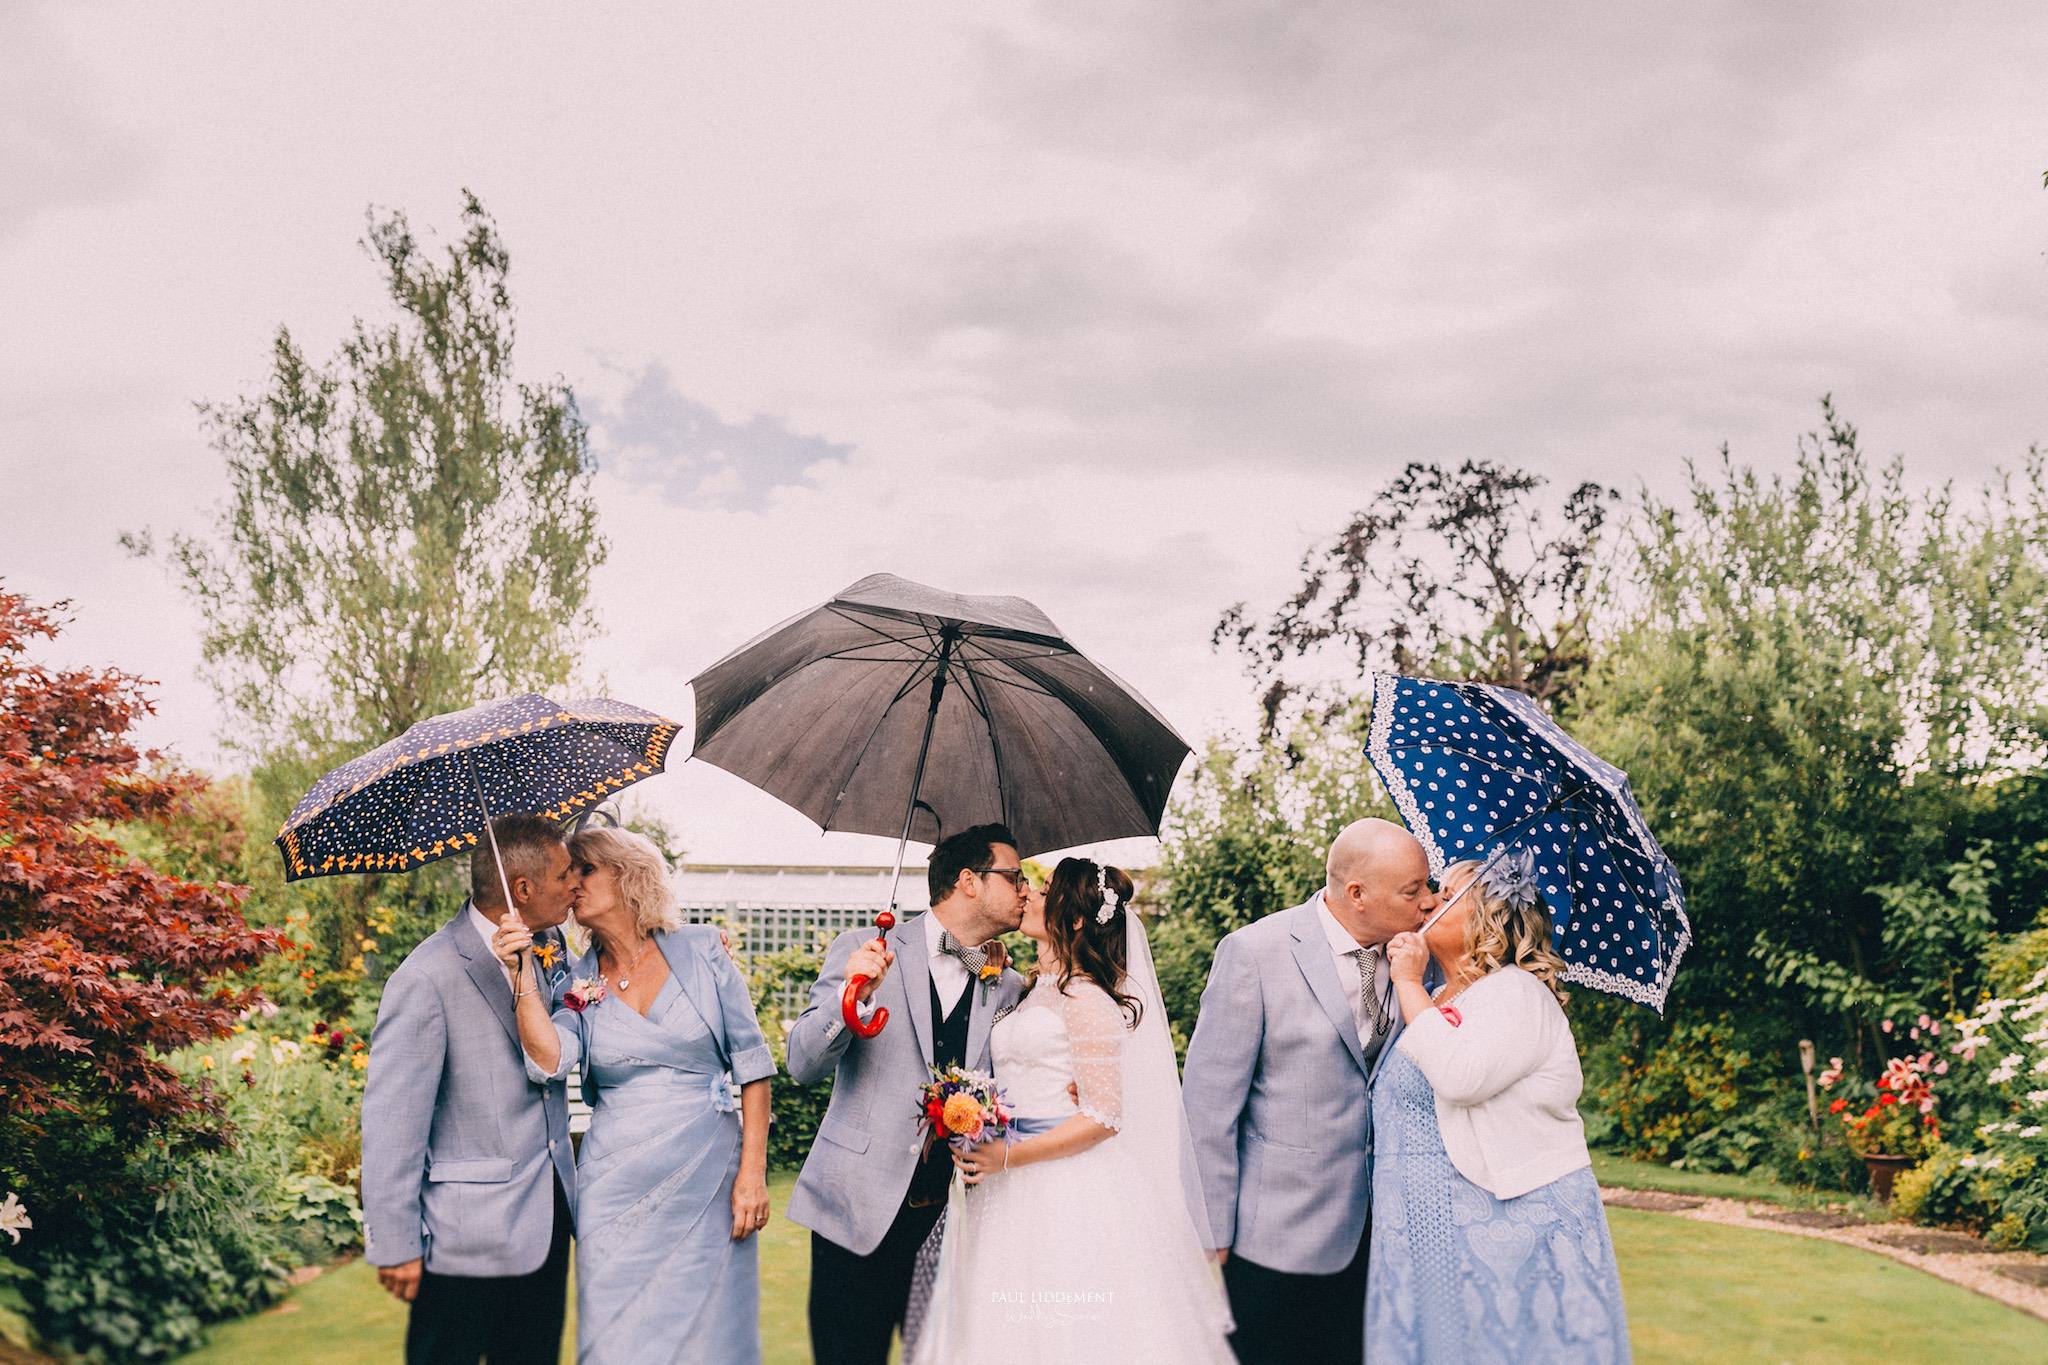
[972,866,1028,887]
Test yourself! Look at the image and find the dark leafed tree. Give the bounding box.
[130,189,606,765]
[1215,460,1617,731]
[0,587,281,1201]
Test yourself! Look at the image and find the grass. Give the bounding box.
[1591,1151,1885,1219]
[182,1171,2047,1365]
[1611,1207,2048,1363]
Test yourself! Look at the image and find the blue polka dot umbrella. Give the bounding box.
[274,694,680,885]
[1365,672,1690,1011]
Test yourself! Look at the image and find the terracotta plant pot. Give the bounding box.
[1863,1153,1915,1203]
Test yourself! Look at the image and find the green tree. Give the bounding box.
[131,191,608,969]
[1572,404,2048,1062]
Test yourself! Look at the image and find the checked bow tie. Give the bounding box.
[936,930,989,976]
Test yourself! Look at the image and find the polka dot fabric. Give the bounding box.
[1366,672,1690,1012]
[274,694,679,881]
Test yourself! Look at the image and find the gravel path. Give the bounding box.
[1600,1186,2048,1322]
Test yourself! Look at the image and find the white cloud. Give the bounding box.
[8,1,2047,863]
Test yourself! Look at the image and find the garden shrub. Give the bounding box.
[25,1144,291,1361]
[1584,1016,1777,1167]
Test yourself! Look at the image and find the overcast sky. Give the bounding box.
[6,3,2046,866]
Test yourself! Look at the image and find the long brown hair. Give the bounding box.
[1042,857,1142,1028]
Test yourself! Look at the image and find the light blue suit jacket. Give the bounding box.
[1181,895,1409,1276]
[360,906,577,1275]
[783,914,1028,1255]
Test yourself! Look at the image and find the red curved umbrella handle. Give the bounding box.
[841,910,896,1038]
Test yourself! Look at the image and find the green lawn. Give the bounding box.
[1591,1151,1885,1218]
[185,1173,2047,1365]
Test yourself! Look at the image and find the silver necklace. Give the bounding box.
[605,935,657,991]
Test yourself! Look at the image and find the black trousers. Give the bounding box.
[405,1175,573,1365]
[807,1198,947,1365]
[1221,1222,1369,1365]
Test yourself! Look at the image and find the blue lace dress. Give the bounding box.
[1364,1047,1630,1363]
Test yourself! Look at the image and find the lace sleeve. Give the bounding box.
[1059,981,1128,1131]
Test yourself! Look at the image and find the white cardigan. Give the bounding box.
[1394,966,1591,1200]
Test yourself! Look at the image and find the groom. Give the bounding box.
[361,813,581,1365]
[786,822,1032,1365]
[1182,817,1438,1365]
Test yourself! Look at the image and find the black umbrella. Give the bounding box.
[689,574,1190,1030]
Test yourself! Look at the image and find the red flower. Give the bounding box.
[925,1096,948,1129]
[1878,1093,1897,1107]
[1829,1098,1847,1114]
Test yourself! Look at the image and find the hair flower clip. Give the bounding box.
[1479,845,1541,911]
[1095,865,1121,924]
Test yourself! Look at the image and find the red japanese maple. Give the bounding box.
[0,585,282,1145]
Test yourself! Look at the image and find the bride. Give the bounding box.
[912,858,1233,1362]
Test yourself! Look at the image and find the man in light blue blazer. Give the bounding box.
[361,814,582,1365]
[1182,817,1438,1365]
[785,823,1032,1365]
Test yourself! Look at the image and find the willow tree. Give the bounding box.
[131,191,607,969]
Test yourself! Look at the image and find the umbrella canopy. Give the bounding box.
[687,573,1190,858]
[1365,671,1690,1011]
[276,694,680,881]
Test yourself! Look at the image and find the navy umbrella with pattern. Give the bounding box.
[1365,672,1690,1011]
[275,694,680,890]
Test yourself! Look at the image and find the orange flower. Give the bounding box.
[941,1092,986,1140]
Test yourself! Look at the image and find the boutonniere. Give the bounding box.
[562,977,606,1013]
[976,940,1008,1002]
[533,939,561,974]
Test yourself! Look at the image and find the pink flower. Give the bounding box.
[1918,1014,1933,1030]
[1881,1019,1894,1034]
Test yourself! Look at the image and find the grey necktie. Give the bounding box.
[1352,945,1390,1039]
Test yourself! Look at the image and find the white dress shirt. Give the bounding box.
[467,903,519,993]
[922,910,974,1016]
[1316,892,1390,1048]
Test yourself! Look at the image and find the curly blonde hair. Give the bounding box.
[1441,859,1569,1007]
[568,826,683,936]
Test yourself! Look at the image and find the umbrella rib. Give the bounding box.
[955,661,1009,827]
[825,657,942,831]
[951,655,1063,702]
[824,604,938,651]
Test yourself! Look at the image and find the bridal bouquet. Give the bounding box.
[917,1064,1013,1153]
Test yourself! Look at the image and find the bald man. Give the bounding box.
[1182,818,1439,1365]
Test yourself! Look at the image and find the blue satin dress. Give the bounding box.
[573,971,760,1365]
[1364,1047,1631,1364]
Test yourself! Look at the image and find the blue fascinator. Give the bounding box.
[1478,845,1541,911]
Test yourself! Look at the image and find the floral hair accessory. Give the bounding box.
[1478,845,1540,911]
[1095,865,1121,924]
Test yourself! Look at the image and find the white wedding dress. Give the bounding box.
[912,916,1234,1363]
